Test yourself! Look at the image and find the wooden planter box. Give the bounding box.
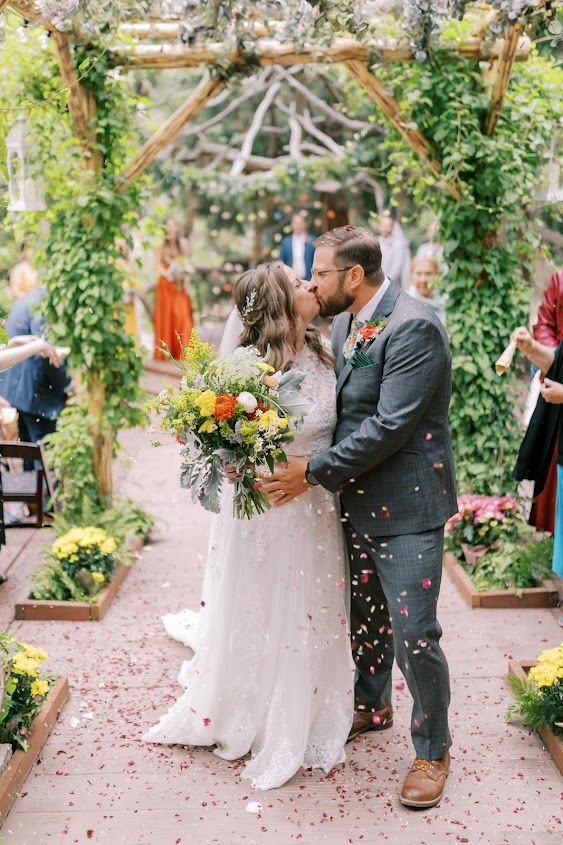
[0,677,69,827]
[15,537,144,622]
[443,551,559,609]
[507,660,563,776]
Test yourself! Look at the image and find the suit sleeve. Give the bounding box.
[280,237,290,266]
[533,272,562,347]
[308,319,448,492]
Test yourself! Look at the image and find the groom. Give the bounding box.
[263,225,457,808]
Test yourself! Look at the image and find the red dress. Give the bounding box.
[154,260,194,360]
[530,270,563,533]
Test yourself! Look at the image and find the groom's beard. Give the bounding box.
[318,289,355,318]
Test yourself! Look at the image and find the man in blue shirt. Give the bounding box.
[280,212,316,281]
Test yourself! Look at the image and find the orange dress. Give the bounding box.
[154,260,194,360]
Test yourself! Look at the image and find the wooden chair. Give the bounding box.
[0,441,53,528]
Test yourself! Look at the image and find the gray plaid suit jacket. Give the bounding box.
[308,281,457,537]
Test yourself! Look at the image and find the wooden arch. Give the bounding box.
[3,2,535,203]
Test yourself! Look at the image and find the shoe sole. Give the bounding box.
[347,719,393,743]
[399,784,447,809]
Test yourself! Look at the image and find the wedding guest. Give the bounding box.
[9,241,38,300]
[379,213,411,288]
[416,220,445,268]
[407,256,447,325]
[154,218,194,360]
[0,334,62,552]
[529,268,563,534]
[280,212,316,281]
[513,325,563,577]
[0,289,70,450]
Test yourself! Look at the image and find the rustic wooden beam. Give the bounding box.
[484,24,523,136]
[7,0,53,28]
[347,60,461,201]
[51,31,88,140]
[118,74,223,191]
[110,36,531,70]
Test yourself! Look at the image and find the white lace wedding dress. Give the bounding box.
[143,344,354,790]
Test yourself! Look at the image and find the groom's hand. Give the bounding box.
[260,456,310,506]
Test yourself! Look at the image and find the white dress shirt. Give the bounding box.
[354,277,391,321]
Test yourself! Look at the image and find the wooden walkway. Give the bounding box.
[1,426,562,845]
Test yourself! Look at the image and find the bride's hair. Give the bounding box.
[234,262,333,372]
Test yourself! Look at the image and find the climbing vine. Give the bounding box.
[368,50,562,493]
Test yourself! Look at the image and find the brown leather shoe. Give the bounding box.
[399,752,450,809]
[347,705,393,742]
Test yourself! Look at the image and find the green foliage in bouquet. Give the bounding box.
[0,634,52,752]
[467,536,554,593]
[508,644,563,735]
[31,527,117,602]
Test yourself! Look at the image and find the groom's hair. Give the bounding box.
[316,225,384,286]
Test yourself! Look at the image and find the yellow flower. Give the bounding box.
[257,362,275,373]
[91,571,106,584]
[195,389,217,417]
[100,538,116,555]
[31,679,50,698]
[258,410,279,430]
[277,418,288,430]
[198,419,218,434]
[12,653,40,677]
[20,643,48,663]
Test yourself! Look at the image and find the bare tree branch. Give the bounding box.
[230,80,283,176]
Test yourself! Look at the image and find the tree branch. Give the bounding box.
[230,80,282,177]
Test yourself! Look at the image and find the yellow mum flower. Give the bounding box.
[31,679,50,698]
[258,410,279,430]
[91,571,106,584]
[198,419,218,434]
[277,418,288,430]
[12,653,40,677]
[195,389,217,417]
[21,643,48,663]
[100,538,116,555]
[257,362,275,373]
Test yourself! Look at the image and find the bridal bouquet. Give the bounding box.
[167,257,192,290]
[151,332,311,518]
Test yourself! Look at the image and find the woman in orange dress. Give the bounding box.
[153,219,194,360]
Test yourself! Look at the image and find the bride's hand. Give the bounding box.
[260,456,310,506]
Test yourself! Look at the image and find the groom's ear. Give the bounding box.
[347,264,365,291]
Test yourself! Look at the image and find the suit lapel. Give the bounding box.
[335,281,401,399]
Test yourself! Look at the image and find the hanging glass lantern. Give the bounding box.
[6,115,46,213]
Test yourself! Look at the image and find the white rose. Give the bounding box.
[237,391,258,413]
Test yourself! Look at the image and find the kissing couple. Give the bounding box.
[144,225,457,809]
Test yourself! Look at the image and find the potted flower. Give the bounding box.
[0,634,52,751]
[30,526,118,602]
[508,644,563,774]
[445,494,519,565]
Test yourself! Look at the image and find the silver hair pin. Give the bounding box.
[239,289,257,320]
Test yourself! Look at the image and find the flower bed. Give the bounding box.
[15,530,145,622]
[444,495,559,608]
[0,634,69,826]
[507,646,563,776]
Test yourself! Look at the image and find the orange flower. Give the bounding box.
[359,324,378,340]
[214,393,238,422]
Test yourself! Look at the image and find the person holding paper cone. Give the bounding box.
[530,270,563,534]
[513,326,563,577]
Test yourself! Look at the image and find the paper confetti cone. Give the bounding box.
[495,339,517,376]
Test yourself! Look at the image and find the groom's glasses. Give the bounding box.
[311,266,355,280]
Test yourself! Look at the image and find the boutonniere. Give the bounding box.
[349,318,387,367]
[355,318,387,348]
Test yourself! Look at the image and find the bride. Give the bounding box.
[144,262,354,790]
